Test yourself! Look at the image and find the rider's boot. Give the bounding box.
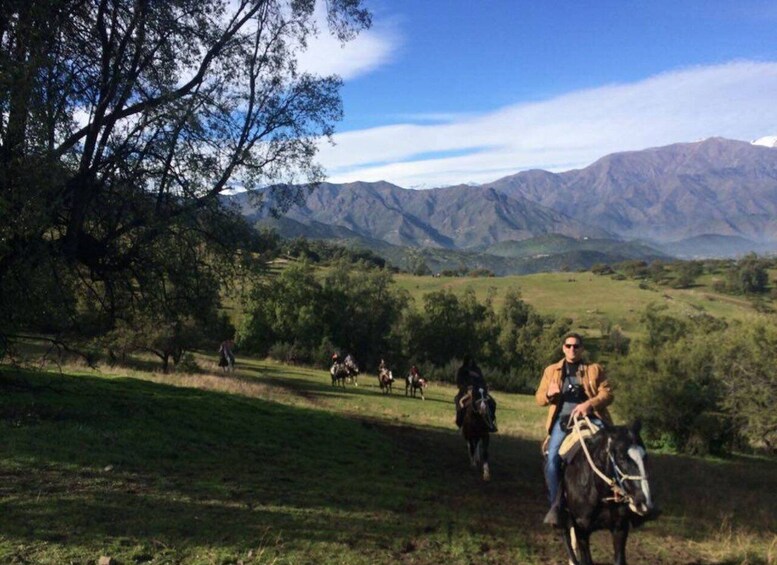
[543,488,564,527]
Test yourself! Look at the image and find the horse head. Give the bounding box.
[604,420,654,517]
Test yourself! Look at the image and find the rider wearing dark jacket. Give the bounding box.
[454,356,497,431]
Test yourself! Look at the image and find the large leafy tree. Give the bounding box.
[0,0,370,343]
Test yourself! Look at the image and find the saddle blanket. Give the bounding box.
[559,420,603,463]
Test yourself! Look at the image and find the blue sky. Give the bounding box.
[300,1,777,188]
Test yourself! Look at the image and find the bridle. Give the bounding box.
[570,415,649,511]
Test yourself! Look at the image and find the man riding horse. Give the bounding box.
[454,356,497,432]
[535,332,613,527]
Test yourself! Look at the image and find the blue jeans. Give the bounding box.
[545,416,602,505]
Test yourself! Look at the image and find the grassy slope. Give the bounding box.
[1,356,775,565]
[393,272,766,335]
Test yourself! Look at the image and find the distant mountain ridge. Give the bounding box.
[487,137,777,243]
[237,137,777,266]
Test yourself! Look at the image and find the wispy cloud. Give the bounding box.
[318,61,777,188]
[296,2,399,80]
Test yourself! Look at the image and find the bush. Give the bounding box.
[268,342,308,365]
[175,352,200,373]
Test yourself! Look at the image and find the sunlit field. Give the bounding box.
[1,353,774,564]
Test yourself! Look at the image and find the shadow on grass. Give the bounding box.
[1,366,775,564]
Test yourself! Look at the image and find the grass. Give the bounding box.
[1,354,775,564]
[392,271,773,336]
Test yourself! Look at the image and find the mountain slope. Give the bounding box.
[237,136,777,263]
[242,181,611,249]
[488,137,777,242]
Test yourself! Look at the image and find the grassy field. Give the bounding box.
[392,271,769,336]
[1,354,775,564]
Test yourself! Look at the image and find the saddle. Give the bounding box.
[559,418,602,463]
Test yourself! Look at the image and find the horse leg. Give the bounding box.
[468,439,477,468]
[561,527,580,565]
[576,530,593,565]
[612,524,630,565]
[481,434,490,481]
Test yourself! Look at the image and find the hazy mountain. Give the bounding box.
[484,234,667,261]
[241,181,611,249]
[487,137,777,243]
[236,136,777,267]
[655,234,773,259]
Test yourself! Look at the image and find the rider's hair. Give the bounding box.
[562,332,584,345]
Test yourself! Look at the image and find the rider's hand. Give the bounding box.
[570,401,592,419]
[547,381,561,398]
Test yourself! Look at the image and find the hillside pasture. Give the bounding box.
[1,355,775,564]
[393,271,771,336]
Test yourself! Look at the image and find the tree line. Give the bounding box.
[238,258,776,457]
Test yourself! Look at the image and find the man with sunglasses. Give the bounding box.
[535,332,613,526]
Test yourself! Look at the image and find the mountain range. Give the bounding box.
[236,137,777,273]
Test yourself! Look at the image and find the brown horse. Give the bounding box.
[460,393,492,481]
[405,374,427,399]
[378,369,393,394]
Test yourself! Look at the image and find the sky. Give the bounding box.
[297,0,777,189]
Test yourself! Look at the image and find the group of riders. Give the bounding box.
[333,331,620,529]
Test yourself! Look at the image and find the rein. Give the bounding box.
[569,415,647,507]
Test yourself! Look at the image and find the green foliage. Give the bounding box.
[0,0,370,358]
[600,325,631,356]
[715,321,777,453]
[240,262,326,356]
[669,260,703,289]
[614,304,777,455]
[405,288,485,365]
[709,254,771,296]
[281,236,388,268]
[615,326,725,455]
[614,260,649,279]
[591,263,614,275]
[240,262,409,370]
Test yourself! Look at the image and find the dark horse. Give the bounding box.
[378,368,393,394]
[330,361,348,387]
[460,390,494,481]
[557,419,656,565]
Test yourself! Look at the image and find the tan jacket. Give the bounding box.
[535,358,613,433]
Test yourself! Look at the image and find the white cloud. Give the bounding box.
[296,2,399,80]
[318,61,777,188]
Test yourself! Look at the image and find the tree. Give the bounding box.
[0,0,370,343]
[715,321,777,453]
[240,261,326,356]
[406,289,489,366]
[670,260,703,289]
[736,254,769,294]
[320,261,409,368]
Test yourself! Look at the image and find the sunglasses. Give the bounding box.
[563,343,581,349]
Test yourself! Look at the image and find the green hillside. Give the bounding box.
[1,356,774,564]
[483,234,666,260]
[393,271,768,336]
